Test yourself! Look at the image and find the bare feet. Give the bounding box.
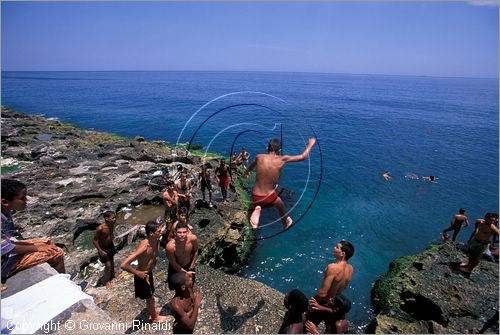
[283,216,293,229]
[105,281,112,289]
[458,264,471,274]
[112,271,122,281]
[250,206,262,229]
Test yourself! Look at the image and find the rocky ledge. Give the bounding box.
[1,108,287,333]
[369,242,498,334]
[1,108,254,275]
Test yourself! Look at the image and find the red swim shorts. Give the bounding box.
[252,191,278,208]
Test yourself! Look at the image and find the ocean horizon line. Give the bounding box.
[1,69,497,81]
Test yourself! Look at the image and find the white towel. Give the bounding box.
[1,274,92,334]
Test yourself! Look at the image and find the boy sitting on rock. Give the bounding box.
[1,178,65,290]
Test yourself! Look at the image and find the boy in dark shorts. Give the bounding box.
[198,164,213,207]
[93,210,118,288]
[307,294,351,333]
[166,221,198,290]
[442,208,470,242]
[120,221,167,322]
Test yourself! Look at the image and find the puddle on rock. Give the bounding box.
[74,229,95,250]
[36,133,53,141]
[117,204,165,225]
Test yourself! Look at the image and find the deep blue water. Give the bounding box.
[2,71,498,330]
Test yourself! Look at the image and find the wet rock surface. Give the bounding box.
[369,242,499,334]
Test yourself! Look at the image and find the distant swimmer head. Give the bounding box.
[459,208,466,214]
[267,138,281,153]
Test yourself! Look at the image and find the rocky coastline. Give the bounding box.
[369,242,498,334]
[2,108,498,334]
[1,108,284,333]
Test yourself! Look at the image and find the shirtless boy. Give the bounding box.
[307,295,351,334]
[278,289,309,334]
[163,180,179,224]
[243,138,316,230]
[176,171,192,213]
[1,179,65,285]
[442,208,470,242]
[169,272,203,334]
[459,212,499,274]
[215,159,232,204]
[166,221,199,291]
[93,210,118,288]
[307,240,354,333]
[198,164,213,207]
[120,221,167,322]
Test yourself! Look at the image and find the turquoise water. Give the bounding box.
[2,71,498,330]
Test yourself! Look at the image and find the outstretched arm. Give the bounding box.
[464,216,470,228]
[282,138,316,163]
[491,223,499,236]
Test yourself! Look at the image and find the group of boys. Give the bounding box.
[94,207,200,332]
[279,240,355,334]
[118,219,201,333]
[8,136,498,333]
[440,208,499,274]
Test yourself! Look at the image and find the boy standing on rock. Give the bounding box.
[169,272,202,334]
[442,208,470,242]
[166,221,198,290]
[198,164,213,207]
[163,180,179,225]
[307,240,354,333]
[278,289,309,334]
[243,138,316,230]
[93,210,118,289]
[459,212,499,274]
[215,159,232,204]
[1,179,65,286]
[120,221,167,323]
[176,171,193,214]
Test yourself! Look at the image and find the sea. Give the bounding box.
[2,71,498,330]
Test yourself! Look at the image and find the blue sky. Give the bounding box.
[1,1,498,78]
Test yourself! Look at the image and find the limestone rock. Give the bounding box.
[370,242,499,334]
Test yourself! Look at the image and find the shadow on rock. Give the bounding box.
[216,293,265,333]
